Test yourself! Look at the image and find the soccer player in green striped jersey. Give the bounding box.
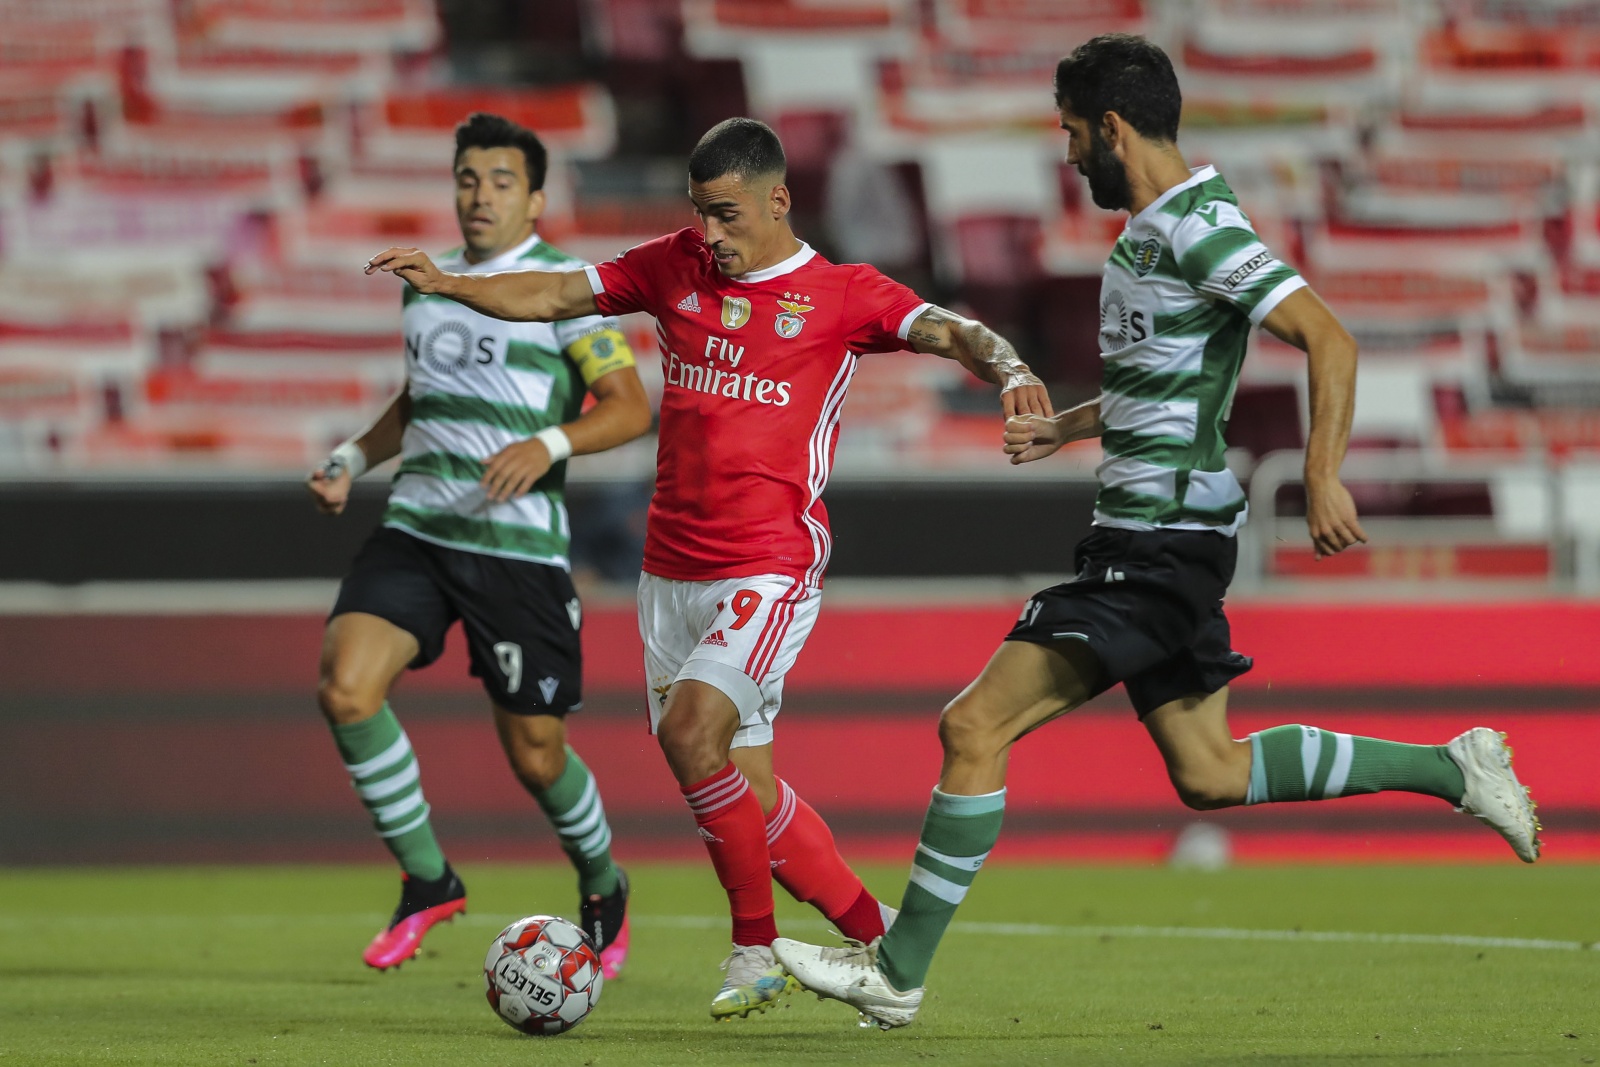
[774,34,1542,1028]
[305,113,652,976]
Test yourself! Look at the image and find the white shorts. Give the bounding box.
[637,572,822,750]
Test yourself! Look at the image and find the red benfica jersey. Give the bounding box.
[585,228,929,585]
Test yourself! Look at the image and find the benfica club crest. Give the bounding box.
[721,296,751,330]
[774,299,813,339]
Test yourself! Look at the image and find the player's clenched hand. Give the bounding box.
[306,465,352,515]
[1000,369,1054,419]
[1003,413,1066,465]
[365,247,450,295]
[482,438,554,503]
[1306,477,1368,559]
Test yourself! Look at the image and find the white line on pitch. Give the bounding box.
[627,915,1599,953]
[4,912,1589,953]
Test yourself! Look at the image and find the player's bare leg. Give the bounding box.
[319,613,466,969]
[937,639,1103,794]
[1141,688,1250,809]
[317,612,415,730]
[1143,688,1541,860]
[496,708,631,979]
[776,639,1101,1028]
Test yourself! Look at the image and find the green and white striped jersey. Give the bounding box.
[1094,165,1305,536]
[385,233,620,568]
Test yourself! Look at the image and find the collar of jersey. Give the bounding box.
[729,241,816,285]
[455,232,543,274]
[1128,165,1219,228]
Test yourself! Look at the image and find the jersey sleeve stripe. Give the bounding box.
[583,264,604,295]
[896,302,934,341]
[1178,227,1262,285]
[1245,273,1308,325]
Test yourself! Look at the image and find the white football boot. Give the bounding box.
[1447,727,1541,863]
[709,944,798,1020]
[772,936,923,1030]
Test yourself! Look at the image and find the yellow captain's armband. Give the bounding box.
[566,327,636,387]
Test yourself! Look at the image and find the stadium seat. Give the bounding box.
[176,0,441,57]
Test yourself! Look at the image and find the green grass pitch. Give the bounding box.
[2,863,1596,1066]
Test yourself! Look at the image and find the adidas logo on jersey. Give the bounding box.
[677,292,702,313]
[701,629,728,647]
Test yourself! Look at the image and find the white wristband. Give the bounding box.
[327,440,368,481]
[534,425,573,463]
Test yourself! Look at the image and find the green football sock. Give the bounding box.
[877,786,1005,992]
[330,703,447,880]
[532,746,619,898]
[1246,724,1465,805]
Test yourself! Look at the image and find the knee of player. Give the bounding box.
[507,738,566,792]
[316,673,380,725]
[655,707,722,772]
[937,697,1007,759]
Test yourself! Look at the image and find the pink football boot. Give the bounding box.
[362,865,467,970]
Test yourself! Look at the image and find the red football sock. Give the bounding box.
[682,763,779,947]
[766,778,886,942]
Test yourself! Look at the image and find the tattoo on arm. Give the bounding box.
[909,305,1040,392]
[906,306,960,349]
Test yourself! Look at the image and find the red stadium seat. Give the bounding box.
[1183,39,1378,77]
[687,0,901,33]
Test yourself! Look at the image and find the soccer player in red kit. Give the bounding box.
[367,117,1052,1019]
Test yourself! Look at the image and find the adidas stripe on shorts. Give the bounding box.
[637,572,822,749]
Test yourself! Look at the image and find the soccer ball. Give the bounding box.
[483,915,604,1035]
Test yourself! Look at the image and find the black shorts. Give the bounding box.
[1005,526,1252,717]
[331,526,583,715]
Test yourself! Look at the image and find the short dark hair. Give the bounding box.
[687,117,786,185]
[1054,34,1182,143]
[453,112,548,191]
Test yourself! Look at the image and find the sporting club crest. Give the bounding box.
[774,299,812,339]
[721,296,751,330]
[1134,236,1162,278]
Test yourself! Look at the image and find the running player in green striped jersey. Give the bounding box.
[774,34,1542,1028]
[305,113,651,976]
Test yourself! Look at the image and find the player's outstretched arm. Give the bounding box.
[307,390,411,515]
[481,362,652,504]
[1260,287,1369,559]
[364,248,600,323]
[1002,396,1104,465]
[904,306,1054,418]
